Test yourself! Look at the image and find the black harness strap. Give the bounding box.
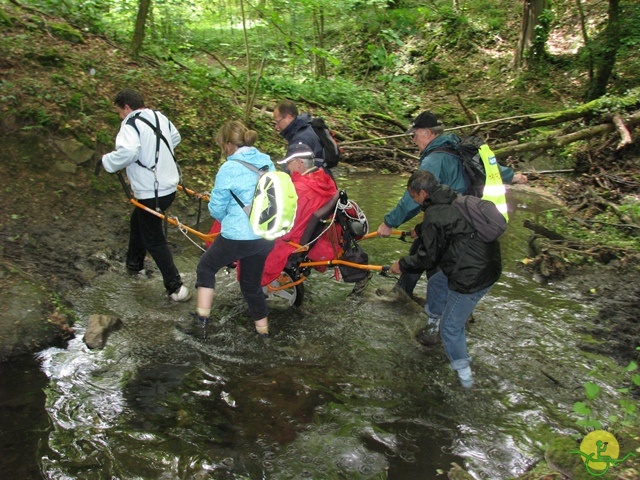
[126,111,182,212]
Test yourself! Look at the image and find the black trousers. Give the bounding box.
[196,235,274,321]
[126,192,182,294]
[396,237,424,295]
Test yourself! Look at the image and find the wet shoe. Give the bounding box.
[350,271,373,296]
[254,323,271,338]
[414,327,440,346]
[170,285,191,302]
[375,285,410,301]
[127,267,151,278]
[457,366,474,388]
[176,313,209,339]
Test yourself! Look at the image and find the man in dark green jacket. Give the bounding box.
[389,170,502,388]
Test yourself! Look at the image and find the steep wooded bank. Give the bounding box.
[1,0,639,286]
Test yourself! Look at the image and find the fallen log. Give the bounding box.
[494,110,640,158]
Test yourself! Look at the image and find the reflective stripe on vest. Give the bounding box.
[478,144,509,222]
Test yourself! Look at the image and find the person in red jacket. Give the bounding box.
[261,143,338,286]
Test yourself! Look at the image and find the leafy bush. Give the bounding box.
[573,347,640,432]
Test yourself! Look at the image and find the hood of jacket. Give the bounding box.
[421,184,459,210]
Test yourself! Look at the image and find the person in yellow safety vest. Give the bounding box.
[375,111,527,346]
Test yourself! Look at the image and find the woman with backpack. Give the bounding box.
[194,120,275,337]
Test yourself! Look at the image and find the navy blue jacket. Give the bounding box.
[280,113,324,161]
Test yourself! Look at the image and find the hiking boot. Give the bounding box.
[350,271,373,296]
[375,284,411,302]
[170,285,191,302]
[176,313,209,339]
[414,326,440,346]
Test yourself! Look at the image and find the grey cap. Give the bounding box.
[277,143,315,164]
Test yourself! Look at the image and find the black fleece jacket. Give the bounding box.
[398,186,502,294]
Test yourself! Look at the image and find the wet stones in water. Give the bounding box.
[83,314,122,349]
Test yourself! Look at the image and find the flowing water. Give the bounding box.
[1,171,624,479]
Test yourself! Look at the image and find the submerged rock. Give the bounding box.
[83,314,122,349]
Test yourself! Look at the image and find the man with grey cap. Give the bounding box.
[260,143,337,286]
[376,111,525,345]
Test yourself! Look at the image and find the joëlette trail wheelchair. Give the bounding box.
[111,172,409,307]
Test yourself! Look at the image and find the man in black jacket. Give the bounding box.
[273,100,324,168]
[389,170,502,388]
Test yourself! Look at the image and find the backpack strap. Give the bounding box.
[126,111,179,168]
[429,146,473,195]
[430,147,457,156]
[126,111,181,211]
[228,159,269,216]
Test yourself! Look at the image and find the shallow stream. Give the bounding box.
[1,171,624,479]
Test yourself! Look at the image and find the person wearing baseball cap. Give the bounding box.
[277,142,317,167]
[376,110,526,346]
[260,143,338,286]
[406,111,442,133]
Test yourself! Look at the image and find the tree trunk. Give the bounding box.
[575,0,593,83]
[585,0,621,101]
[513,0,548,69]
[240,0,252,123]
[131,0,151,58]
[313,8,326,78]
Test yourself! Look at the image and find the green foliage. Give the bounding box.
[259,74,379,111]
[435,5,474,49]
[49,22,85,44]
[538,204,640,254]
[573,347,640,433]
[529,6,553,63]
[49,292,76,325]
[590,87,640,115]
[0,7,13,26]
[619,198,640,224]
[36,48,66,67]
[19,105,51,128]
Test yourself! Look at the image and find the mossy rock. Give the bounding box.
[50,22,85,44]
[545,435,598,480]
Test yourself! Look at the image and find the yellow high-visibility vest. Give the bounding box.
[478,144,509,222]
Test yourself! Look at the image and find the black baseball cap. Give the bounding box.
[407,111,441,133]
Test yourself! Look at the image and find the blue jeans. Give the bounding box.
[425,270,491,372]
